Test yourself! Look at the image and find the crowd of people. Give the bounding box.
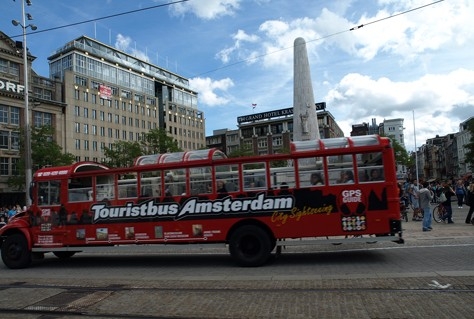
[399,177,474,231]
[0,204,26,227]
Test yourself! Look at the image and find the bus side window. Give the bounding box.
[118,173,137,199]
[189,166,212,195]
[297,157,324,187]
[96,175,115,200]
[243,162,266,190]
[38,181,61,206]
[68,177,92,202]
[269,160,295,189]
[215,164,239,192]
[357,152,384,183]
[140,172,161,197]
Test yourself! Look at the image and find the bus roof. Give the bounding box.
[34,162,110,180]
[134,148,227,166]
[290,135,389,153]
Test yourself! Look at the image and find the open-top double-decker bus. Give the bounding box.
[0,135,403,268]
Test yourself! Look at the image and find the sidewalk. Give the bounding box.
[402,204,474,240]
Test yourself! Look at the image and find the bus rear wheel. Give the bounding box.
[229,225,272,267]
[1,233,32,269]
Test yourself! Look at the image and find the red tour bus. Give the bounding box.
[0,135,403,268]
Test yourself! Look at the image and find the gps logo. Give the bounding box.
[341,189,362,203]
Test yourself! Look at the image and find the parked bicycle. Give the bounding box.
[432,203,447,223]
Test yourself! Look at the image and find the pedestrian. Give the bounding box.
[441,180,455,223]
[464,183,474,224]
[408,179,421,221]
[419,182,433,231]
[455,179,466,208]
[7,205,17,221]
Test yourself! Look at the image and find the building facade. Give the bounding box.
[0,31,65,204]
[48,36,205,162]
[206,104,344,156]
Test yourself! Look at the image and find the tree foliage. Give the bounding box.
[8,126,75,191]
[103,140,142,168]
[382,133,413,167]
[227,145,254,158]
[140,128,181,154]
[104,128,181,168]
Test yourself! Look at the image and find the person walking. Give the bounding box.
[455,179,466,208]
[441,180,455,223]
[419,181,433,231]
[465,183,474,224]
[408,179,421,221]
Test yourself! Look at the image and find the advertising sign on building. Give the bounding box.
[0,78,25,94]
[99,84,112,100]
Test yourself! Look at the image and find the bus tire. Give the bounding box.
[229,225,272,267]
[1,233,32,269]
[53,251,76,259]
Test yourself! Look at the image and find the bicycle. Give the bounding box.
[432,203,447,223]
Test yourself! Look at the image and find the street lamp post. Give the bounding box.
[12,0,36,207]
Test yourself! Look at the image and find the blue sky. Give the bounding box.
[2,0,473,152]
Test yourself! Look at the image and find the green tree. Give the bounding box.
[8,125,75,191]
[227,145,253,158]
[464,118,474,170]
[103,140,142,168]
[141,128,181,154]
[382,134,413,168]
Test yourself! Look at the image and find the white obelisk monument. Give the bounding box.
[293,37,320,141]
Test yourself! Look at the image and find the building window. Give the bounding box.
[0,105,8,123]
[0,131,9,149]
[75,76,87,86]
[0,58,20,76]
[0,157,9,175]
[74,106,80,117]
[83,107,89,118]
[0,105,20,125]
[75,139,81,150]
[34,111,52,127]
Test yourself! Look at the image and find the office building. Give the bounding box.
[48,35,205,162]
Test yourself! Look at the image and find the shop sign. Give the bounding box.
[0,79,25,94]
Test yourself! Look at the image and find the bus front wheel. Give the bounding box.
[1,233,32,269]
[229,225,272,267]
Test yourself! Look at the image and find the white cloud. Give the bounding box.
[169,0,241,20]
[189,77,234,106]
[216,30,260,64]
[326,68,474,150]
[114,34,149,62]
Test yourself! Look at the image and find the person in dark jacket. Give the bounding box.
[465,183,474,224]
[441,181,455,223]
